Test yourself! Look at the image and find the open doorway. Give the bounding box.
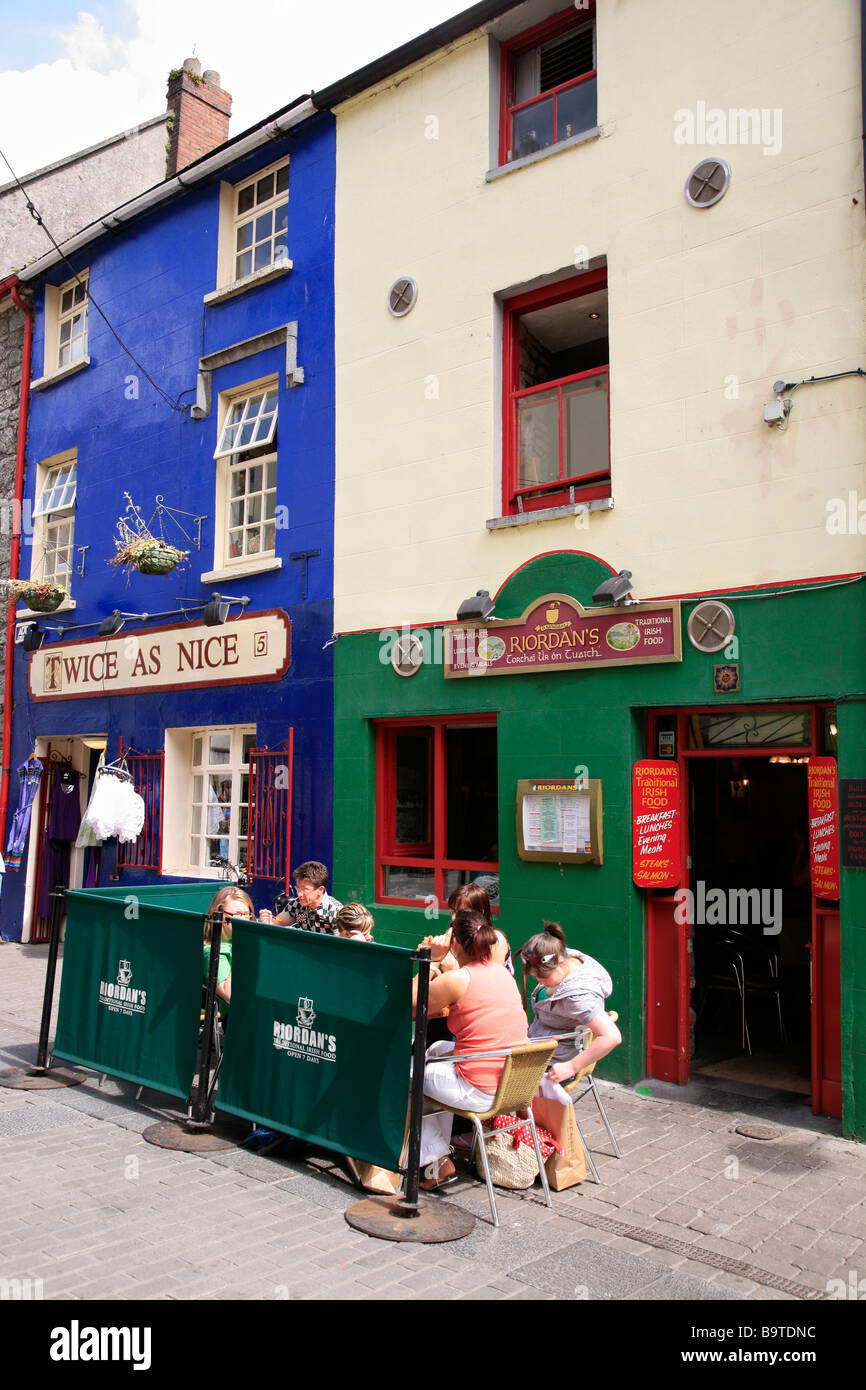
[689,756,811,1095]
[24,735,106,942]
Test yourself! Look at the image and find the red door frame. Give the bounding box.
[644,704,838,1113]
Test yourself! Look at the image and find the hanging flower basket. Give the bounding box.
[6,580,67,612]
[132,540,186,575]
[108,499,190,581]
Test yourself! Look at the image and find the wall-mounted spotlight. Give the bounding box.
[97,609,149,637]
[22,623,44,652]
[591,570,634,605]
[457,589,494,621]
[203,593,250,627]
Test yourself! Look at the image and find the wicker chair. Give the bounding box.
[562,1010,622,1184]
[423,1037,556,1227]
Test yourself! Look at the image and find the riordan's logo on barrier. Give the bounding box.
[98,959,147,1017]
[273,998,336,1066]
[296,996,316,1027]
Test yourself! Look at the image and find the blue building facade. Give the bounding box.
[2,105,336,940]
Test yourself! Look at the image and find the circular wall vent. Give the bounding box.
[687,600,736,653]
[388,277,418,317]
[685,158,731,208]
[391,633,424,677]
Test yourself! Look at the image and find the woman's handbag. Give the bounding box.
[476,1112,560,1190]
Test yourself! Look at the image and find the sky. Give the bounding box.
[0,0,475,178]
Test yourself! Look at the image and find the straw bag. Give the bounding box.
[478,1129,541,1189]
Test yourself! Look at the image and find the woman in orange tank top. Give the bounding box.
[412,909,528,1190]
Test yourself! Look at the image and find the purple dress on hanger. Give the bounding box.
[36,769,82,919]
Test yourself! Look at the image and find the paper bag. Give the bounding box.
[531,1095,587,1190]
[352,1160,402,1195]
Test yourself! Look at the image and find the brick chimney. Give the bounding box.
[165,58,232,176]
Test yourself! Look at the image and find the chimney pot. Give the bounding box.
[203,69,221,88]
[182,57,201,76]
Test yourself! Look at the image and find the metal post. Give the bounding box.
[398,946,431,1215]
[189,912,222,1126]
[35,886,66,1071]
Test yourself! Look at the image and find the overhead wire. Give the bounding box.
[0,144,185,414]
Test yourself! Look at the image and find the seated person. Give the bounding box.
[412,909,529,1190]
[421,882,512,975]
[335,902,374,941]
[520,921,621,1084]
[202,886,255,1016]
[272,860,343,933]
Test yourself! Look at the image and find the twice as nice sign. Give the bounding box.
[444,594,681,678]
[28,610,290,701]
[632,761,681,889]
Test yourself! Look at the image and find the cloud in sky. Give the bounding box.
[0,0,473,177]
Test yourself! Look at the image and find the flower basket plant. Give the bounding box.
[6,580,67,612]
[108,494,189,579]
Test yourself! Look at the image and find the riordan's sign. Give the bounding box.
[445,594,681,678]
[28,609,290,701]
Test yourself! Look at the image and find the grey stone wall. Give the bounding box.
[0,298,25,720]
[0,116,167,276]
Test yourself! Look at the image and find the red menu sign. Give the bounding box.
[445,594,681,678]
[807,758,840,900]
[632,761,680,889]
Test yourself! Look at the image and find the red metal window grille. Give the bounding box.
[499,5,597,167]
[117,752,164,871]
[248,732,293,887]
[375,715,499,909]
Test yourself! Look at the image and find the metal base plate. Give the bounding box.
[142,1120,241,1152]
[345,1194,475,1243]
[0,1066,86,1090]
[734,1123,781,1141]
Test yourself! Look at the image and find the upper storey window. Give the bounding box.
[233,160,289,280]
[500,6,597,165]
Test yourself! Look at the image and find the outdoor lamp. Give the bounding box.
[591,570,634,606]
[22,623,44,652]
[203,593,250,626]
[457,589,494,621]
[97,609,148,636]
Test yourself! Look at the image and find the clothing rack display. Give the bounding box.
[76,751,145,847]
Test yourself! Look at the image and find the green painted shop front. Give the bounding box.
[333,552,866,1139]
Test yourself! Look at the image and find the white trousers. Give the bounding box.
[420,1041,495,1167]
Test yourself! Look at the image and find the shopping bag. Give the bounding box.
[531,1094,587,1190]
[352,1160,402,1195]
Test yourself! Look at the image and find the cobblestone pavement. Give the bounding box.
[1,943,864,1302]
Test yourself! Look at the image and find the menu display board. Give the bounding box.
[840,778,866,869]
[807,758,840,900]
[515,779,603,864]
[632,761,681,889]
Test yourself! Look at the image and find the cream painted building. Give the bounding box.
[328,0,865,634]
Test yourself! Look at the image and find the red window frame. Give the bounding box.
[375,714,498,909]
[502,267,610,517]
[499,4,597,167]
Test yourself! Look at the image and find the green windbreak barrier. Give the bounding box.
[217,924,414,1170]
[83,884,219,913]
[52,887,209,1098]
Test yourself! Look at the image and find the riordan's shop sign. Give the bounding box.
[632,761,681,889]
[28,610,290,701]
[444,594,681,678]
[807,757,840,900]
